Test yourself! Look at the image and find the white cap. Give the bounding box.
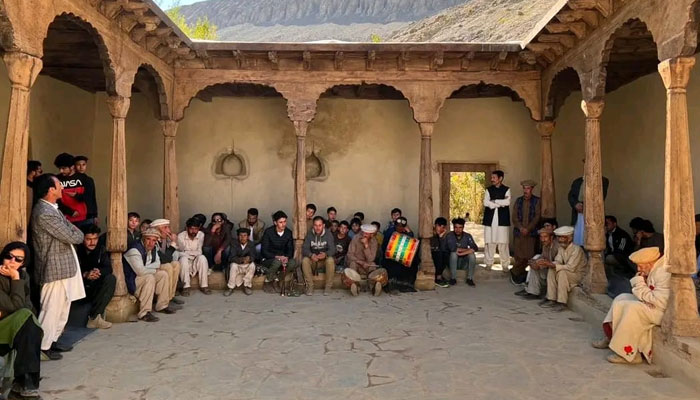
[553,226,575,236]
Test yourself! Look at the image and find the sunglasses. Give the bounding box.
[213,219,224,223]
[4,254,24,263]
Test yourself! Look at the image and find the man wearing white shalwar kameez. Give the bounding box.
[592,247,670,364]
[31,174,86,359]
[177,218,210,296]
[482,170,511,271]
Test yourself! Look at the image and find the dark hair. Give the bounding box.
[192,213,206,226]
[339,220,350,228]
[353,212,365,220]
[142,219,153,225]
[541,218,558,228]
[434,217,447,226]
[53,153,75,168]
[452,217,466,226]
[306,203,317,212]
[74,155,88,163]
[327,207,337,214]
[273,210,288,221]
[247,208,259,216]
[211,212,225,221]
[695,214,700,222]
[629,217,645,230]
[350,217,361,226]
[128,212,141,220]
[640,219,655,233]
[492,170,505,178]
[605,215,617,224]
[371,221,381,229]
[80,224,101,235]
[391,208,402,215]
[186,218,199,228]
[1,241,30,268]
[312,215,325,223]
[331,220,340,226]
[33,173,58,201]
[237,228,250,235]
[27,160,41,175]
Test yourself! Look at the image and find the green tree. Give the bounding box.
[449,172,485,224]
[370,33,382,43]
[157,0,218,40]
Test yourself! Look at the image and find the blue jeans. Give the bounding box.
[450,252,476,280]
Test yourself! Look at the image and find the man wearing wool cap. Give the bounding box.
[592,247,670,365]
[347,224,385,296]
[149,219,184,309]
[510,179,541,284]
[539,226,586,312]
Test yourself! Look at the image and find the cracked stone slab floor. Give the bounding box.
[40,280,699,400]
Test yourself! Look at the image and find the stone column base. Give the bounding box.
[105,295,138,323]
[414,271,435,291]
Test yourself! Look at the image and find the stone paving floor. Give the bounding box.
[41,280,699,400]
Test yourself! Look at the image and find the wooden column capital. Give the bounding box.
[293,120,309,138]
[106,96,131,119]
[581,99,604,119]
[535,121,555,138]
[418,122,434,138]
[160,120,179,138]
[659,57,695,91]
[286,99,318,124]
[2,52,42,91]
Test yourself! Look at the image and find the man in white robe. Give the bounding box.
[539,226,586,312]
[482,170,511,272]
[592,247,670,364]
[177,218,210,296]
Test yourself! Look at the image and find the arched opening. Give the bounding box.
[173,82,289,228]
[132,65,168,121]
[310,83,412,225]
[546,67,582,120]
[602,18,660,93]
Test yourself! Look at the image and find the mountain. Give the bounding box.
[177,0,470,42]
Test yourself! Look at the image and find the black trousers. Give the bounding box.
[431,250,449,279]
[83,274,116,319]
[0,317,42,390]
[384,258,418,285]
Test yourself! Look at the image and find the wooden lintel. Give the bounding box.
[303,51,312,71]
[268,51,279,69]
[233,50,245,68]
[366,50,376,71]
[460,51,476,70]
[334,51,344,70]
[397,51,409,71]
[431,50,444,70]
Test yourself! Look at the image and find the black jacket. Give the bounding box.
[567,176,609,225]
[260,226,294,260]
[0,269,35,317]
[605,227,633,256]
[76,243,113,286]
[228,241,258,264]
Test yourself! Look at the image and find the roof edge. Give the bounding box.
[190,41,523,52]
[519,0,570,48]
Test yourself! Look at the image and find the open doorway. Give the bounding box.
[440,163,498,248]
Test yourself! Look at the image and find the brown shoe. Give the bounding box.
[156,307,176,314]
[243,287,253,295]
[139,312,160,322]
[223,288,234,297]
[181,288,191,297]
[200,287,212,295]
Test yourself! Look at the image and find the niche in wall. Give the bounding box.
[213,147,250,180]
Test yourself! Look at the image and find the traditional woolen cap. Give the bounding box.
[520,179,537,187]
[537,227,554,235]
[150,219,170,227]
[629,247,661,265]
[553,226,575,236]
[361,224,377,234]
[141,228,161,238]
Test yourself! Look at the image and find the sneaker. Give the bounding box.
[449,279,457,286]
[16,387,40,398]
[551,303,567,312]
[374,282,383,297]
[41,349,62,361]
[305,284,314,296]
[243,287,253,295]
[606,352,642,365]
[87,315,112,329]
[139,312,159,322]
[350,283,359,296]
[50,342,72,352]
[200,287,212,295]
[171,297,185,305]
[181,288,191,297]
[514,289,528,296]
[435,280,450,288]
[466,279,475,287]
[591,337,610,349]
[223,288,234,297]
[156,307,176,314]
[539,299,556,308]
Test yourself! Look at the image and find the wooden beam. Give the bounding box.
[431,50,444,71]
[538,33,577,48]
[545,22,571,34]
[489,51,508,70]
[460,51,476,70]
[117,14,139,33]
[99,0,125,19]
[557,10,599,27]
[568,0,612,18]
[334,51,344,71]
[567,21,588,38]
[233,50,245,68]
[303,51,311,71]
[268,51,279,70]
[145,35,162,52]
[397,51,409,71]
[366,50,376,71]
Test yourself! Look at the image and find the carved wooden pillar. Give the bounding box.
[658,57,700,337]
[0,52,42,245]
[292,120,308,260]
[581,99,607,294]
[417,122,435,280]
[536,121,556,218]
[104,95,134,323]
[161,120,180,231]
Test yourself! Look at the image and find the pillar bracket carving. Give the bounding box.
[3,52,42,91]
[106,95,130,120]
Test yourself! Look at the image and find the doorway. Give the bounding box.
[440,163,498,248]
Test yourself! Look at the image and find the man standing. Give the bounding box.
[301,216,336,296]
[76,224,116,329]
[482,170,511,272]
[515,228,558,299]
[333,221,352,268]
[260,211,298,293]
[567,165,609,245]
[510,180,541,284]
[446,218,479,286]
[177,218,210,296]
[73,156,98,224]
[31,174,85,360]
[26,160,42,224]
[123,228,172,321]
[226,228,257,296]
[539,226,586,312]
[238,208,265,254]
[431,217,450,288]
[53,153,90,227]
[150,219,183,308]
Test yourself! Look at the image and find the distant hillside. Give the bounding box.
[178,0,470,42]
